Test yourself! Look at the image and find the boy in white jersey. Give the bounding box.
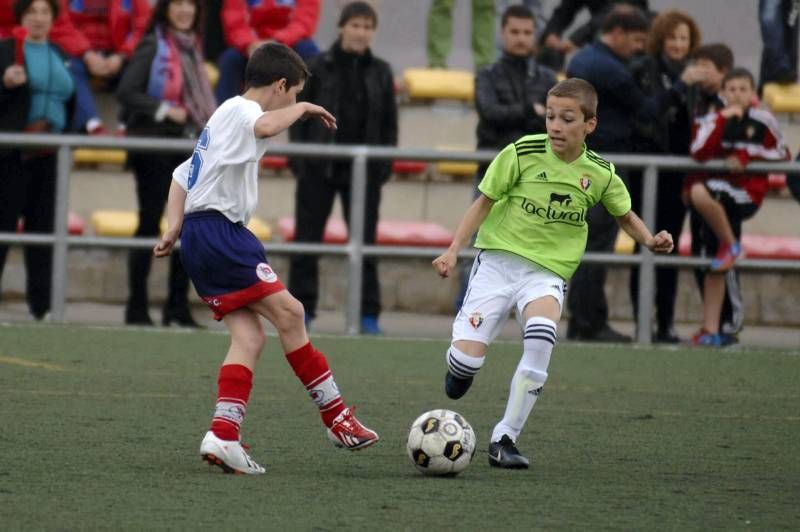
[433,78,674,469]
[154,43,379,475]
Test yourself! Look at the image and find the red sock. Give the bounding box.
[285,342,345,427]
[209,364,253,441]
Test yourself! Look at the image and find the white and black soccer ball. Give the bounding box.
[406,409,476,476]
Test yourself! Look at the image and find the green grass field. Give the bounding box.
[0,324,798,531]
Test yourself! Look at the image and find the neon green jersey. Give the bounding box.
[476,134,632,280]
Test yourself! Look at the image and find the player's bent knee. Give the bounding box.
[453,339,488,358]
[273,295,305,333]
[232,327,266,358]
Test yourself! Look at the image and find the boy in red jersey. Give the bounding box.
[687,67,790,345]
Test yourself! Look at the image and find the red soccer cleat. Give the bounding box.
[326,406,379,450]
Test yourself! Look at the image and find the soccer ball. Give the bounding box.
[406,409,476,476]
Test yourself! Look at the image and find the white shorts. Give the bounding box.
[452,250,566,345]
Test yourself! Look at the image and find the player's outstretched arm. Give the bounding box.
[254,102,336,138]
[615,210,674,254]
[154,180,187,258]
[432,194,495,278]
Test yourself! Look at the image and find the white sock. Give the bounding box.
[491,317,556,443]
[446,344,484,380]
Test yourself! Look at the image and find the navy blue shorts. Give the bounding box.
[181,211,285,320]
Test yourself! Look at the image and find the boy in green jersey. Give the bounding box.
[432,78,674,469]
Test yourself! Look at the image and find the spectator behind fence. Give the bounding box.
[0,0,126,135]
[686,67,790,346]
[62,0,151,134]
[537,0,650,71]
[627,9,701,343]
[427,0,495,70]
[0,0,75,320]
[563,6,644,342]
[117,0,216,327]
[288,1,397,335]
[214,0,320,104]
[758,0,799,90]
[455,4,557,310]
[683,43,745,342]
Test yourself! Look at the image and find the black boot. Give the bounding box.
[127,249,153,325]
[161,305,201,327]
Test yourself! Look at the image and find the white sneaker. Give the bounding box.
[199,431,265,475]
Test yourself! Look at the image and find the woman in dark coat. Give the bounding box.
[629,9,702,343]
[118,0,216,326]
[0,0,75,320]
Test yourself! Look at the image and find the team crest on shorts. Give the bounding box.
[468,311,484,329]
[580,175,592,191]
[256,263,278,283]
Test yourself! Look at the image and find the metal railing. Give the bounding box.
[1,133,799,343]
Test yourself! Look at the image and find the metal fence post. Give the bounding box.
[50,145,72,323]
[636,164,658,345]
[345,147,368,335]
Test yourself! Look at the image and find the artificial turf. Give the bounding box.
[0,324,798,530]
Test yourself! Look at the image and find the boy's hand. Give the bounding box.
[680,63,705,85]
[3,65,26,88]
[720,105,744,120]
[725,154,745,172]
[166,106,188,124]
[302,102,337,130]
[646,230,674,254]
[153,229,179,258]
[432,250,458,278]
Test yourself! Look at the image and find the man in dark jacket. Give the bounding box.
[475,4,557,165]
[538,0,650,69]
[564,6,653,342]
[288,1,397,334]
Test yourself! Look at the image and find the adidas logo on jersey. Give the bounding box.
[535,171,548,181]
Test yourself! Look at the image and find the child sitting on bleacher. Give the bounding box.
[686,67,790,346]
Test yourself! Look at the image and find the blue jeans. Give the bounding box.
[214,39,320,104]
[759,0,799,87]
[68,58,101,131]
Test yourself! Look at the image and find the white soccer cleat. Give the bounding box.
[326,406,379,450]
[199,431,266,475]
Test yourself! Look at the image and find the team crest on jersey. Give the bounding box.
[468,311,484,329]
[256,263,277,283]
[746,125,755,139]
[580,175,592,191]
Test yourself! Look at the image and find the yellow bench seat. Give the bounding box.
[762,83,800,113]
[73,148,127,166]
[403,68,475,102]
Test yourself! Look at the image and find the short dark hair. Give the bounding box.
[501,5,534,28]
[245,42,310,90]
[14,0,59,23]
[147,0,204,35]
[723,67,755,89]
[691,43,734,73]
[600,5,649,34]
[548,78,598,120]
[338,1,378,28]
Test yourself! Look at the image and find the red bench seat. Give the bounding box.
[278,217,453,247]
[16,211,85,235]
[678,232,800,260]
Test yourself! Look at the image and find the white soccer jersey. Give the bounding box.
[173,96,270,224]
